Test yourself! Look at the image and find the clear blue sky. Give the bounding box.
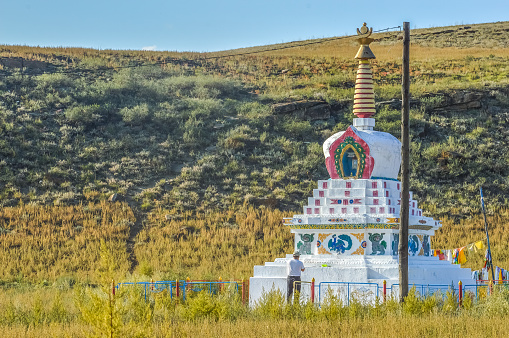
[1,0,507,52]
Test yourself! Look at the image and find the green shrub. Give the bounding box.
[65,104,102,124]
[182,291,217,320]
[119,103,151,124]
[476,287,509,316]
[442,288,458,314]
[253,288,286,319]
[319,287,344,320]
[402,286,423,316]
[213,285,248,321]
[280,118,313,137]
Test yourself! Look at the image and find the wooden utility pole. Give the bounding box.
[399,21,410,302]
[480,187,496,281]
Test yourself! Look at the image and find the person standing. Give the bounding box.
[287,251,305,302]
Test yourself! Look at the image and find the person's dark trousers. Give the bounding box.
[287,276,301,302]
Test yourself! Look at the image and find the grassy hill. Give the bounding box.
[0,21,509,282]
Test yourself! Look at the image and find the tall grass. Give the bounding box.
[133,206,293,279]
[0,201,133,283]
[0,203,508,284]
[1,284,509,337]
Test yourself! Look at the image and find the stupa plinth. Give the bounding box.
[249,23,474,305]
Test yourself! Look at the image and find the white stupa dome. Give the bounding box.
[323,121,401,180]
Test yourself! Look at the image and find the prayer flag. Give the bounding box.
[458,247,467,264]
[475,241,484,250]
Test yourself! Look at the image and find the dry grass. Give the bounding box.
[134,206,293,280]
[159,316,509,337]
[0,283,508,337]
[0,201,133,283]
[0,202,507,283]
[0,315,507,337]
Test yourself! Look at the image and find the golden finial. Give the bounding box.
[355,22,375,59]
[357,22,373,37]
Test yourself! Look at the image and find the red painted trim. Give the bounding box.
[354,113,375,118]
[325,126,374,179]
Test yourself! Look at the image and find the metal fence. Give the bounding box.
[314,280,509,305]
[116,279,247,302]
[318,282,379,305]
[115,278,508,306]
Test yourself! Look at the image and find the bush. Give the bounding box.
[279,118,313,136]
[319,287,344,320]
[442,288,458,314]
[402,287,423,316]
[253,288,286,319]
[65,104,102,124]
[119,103,151,124]
[476,287,509,316]
[182,291,217,321]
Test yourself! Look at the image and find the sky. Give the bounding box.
[1,0,507,52]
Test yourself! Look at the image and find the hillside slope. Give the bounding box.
[0,21,508,279]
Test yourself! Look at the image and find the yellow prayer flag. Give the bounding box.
[475,241,484,250]
[458,247,467,264]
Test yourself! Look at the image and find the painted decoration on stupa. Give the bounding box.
[296,234,314,255]
[326,130,374,179]
[368,233,387,255]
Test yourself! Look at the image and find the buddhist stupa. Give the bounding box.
[249,23,474,304]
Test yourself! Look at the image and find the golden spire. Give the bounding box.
[353,23,376,119]
[355,23,375,59]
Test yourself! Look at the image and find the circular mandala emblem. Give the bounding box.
[349,199,354,204]
[316,240,321,247]
[298,219,302,223]
[361,241,367,248]
[376,218,381,222]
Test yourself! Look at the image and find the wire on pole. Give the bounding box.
[0,25,403,78]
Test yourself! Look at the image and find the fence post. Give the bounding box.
[150,278,154,291]
[489,280,493,296]
[241,279,246,305]
[219,276,223,293]
[383,280,387,303]
[347,283,350,306]
[458,280,463,307]
[246,279,249,303]
[112,279,115,296]
[186,277,190,293]
[311,278,315,304]
[176,279,180,298]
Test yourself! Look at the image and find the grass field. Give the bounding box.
[0,202,507,284]
[0,284,509,337]
[0,21,509,336]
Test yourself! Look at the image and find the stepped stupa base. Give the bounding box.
[249,254,475,305]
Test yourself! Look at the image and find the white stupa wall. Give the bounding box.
[293,179,433,228]
[250,255,475,306]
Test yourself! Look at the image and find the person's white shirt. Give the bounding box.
[287,258,305,276]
